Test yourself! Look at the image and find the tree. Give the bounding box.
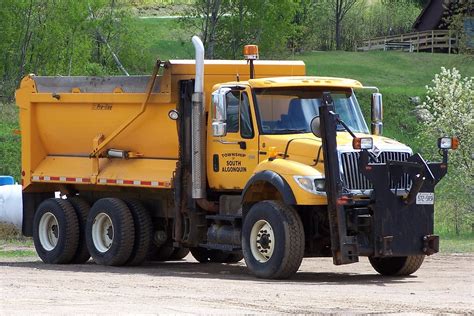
[181,0,230,58]
[418,67,474,235]
[441,0,473,54]
[0,0,143,100]
[329,0,357,50]
[182,0,296,59]
[216,0,296,59]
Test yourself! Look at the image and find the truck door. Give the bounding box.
[207,86,259,190]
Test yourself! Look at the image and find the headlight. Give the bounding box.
[294,176,325,195]
[352,137,373,150]
[437,137,459,150]
[314,178,325,191]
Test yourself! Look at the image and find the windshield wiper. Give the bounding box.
[272,128,308,134]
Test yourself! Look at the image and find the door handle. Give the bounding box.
[214,138,246,150]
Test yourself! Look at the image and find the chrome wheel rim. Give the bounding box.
[92,213,114,253]
[38,212,59,251]
[250,220,275,263]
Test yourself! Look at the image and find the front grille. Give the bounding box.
[340,151,411,191]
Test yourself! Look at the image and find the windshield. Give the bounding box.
[254,87,369,134]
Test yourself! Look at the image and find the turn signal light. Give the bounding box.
[352,137,373,150]
[438,137,459,150]
[268,146,278,160]
[243,45,259,60]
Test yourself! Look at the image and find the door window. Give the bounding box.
[225,90,254,139]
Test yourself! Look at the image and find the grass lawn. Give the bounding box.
[0,237,36,258]
[440,235,474,253]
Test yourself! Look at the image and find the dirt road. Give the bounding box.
[1,253,473,314]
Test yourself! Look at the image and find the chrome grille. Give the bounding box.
[340,151,411,191]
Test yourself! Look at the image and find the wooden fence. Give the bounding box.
[357,30,458,54]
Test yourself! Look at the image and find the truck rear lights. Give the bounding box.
[352,137,373,150]
[437,137,459,150]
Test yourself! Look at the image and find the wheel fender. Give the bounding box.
[241,170,296,206]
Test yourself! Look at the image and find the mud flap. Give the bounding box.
[359,151,446,257]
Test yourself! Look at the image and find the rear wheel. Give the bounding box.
[123,200,152,266]
[33,198,79,264]
[190,248,242,263]
[169,247,190,260]
[226,252,244,263]
[67,197,91,264]
[209,250,231,263]
[148,244,175,261]
[86,198,135,266]
[190,247,211,263]
[369,255,425,276]
[242,200,305,279]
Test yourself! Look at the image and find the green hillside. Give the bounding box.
[299,51,474,150]
[134,18,473,151]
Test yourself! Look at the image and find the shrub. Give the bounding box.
[418,67,473,235]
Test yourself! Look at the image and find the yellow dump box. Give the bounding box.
[16,60,305,192]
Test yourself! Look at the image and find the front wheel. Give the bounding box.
[242,201,304,279]
[368,255,425,276]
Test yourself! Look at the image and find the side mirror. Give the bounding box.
[211,87,231,137]
[310,116,321,138]
[212,121,227,137]
[371,93,383,135]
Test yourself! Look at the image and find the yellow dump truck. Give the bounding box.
[14,37,456,278]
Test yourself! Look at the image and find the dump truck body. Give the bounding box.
[17,60,304,192]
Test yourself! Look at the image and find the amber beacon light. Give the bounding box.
[243,45,259,79]
[243,45,259,60]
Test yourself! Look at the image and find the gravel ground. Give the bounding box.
[0,253,473,314]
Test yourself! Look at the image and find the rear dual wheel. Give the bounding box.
[67,197,91,264]
[190,247,243,263]
[149,243,190,261]
[33,198,79,264]
[86,198,152,266]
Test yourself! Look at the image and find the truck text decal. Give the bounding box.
[221,153,247,172]
[92,104,113,110]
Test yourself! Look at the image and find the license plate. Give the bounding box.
[416,192,434,205]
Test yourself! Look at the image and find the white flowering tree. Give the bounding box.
[419,67,473,235]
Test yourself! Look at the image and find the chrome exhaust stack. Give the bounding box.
[191,36,206,199]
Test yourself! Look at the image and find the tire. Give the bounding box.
[123,200,152,266]
[33,198,79,264]
[67,197,91,264]
[86,198,135,266]
[368,255,425,276]
[169,247,190,260]
[209,250,231,263]
[242,200,305,279]
[190,247,211,263]
[226,252,244,263]
[190,248,242,263]
[148,244,175,261]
